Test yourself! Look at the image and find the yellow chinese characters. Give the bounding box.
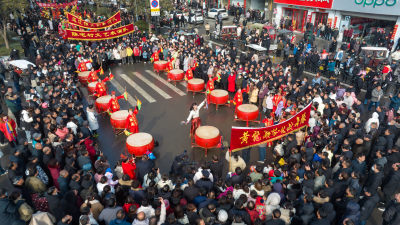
[300,113,307,125]
[240,131,250,144]
[252,131,261,142]
[263,130,271,140]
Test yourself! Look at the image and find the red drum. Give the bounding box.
[153,60,168,72]
[195,126,221,149]
[126,132,154,156]
[210,89,229,105]
[78,71,90,84]
[237,104,259,121]
[110,110,129,129]
[187,78,204,92]
[168,69,184,81]
[95,95,111,112]
[88,82,98,93]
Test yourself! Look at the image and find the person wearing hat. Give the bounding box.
[93,75,112,98]
[125,107,139,135]
[107,91,127,114]
[88,67,101,83]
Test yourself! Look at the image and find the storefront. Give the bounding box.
[273,0,335,32]
[331,0,400,49]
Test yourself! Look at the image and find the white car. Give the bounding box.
[185,12,204,24]
[208,8,228,20]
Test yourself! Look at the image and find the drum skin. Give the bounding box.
[187,78,204,92]
[126,133,154,156]
[88,82,98,93]
[110,110,129,129]
[195,126,220,148]
[237,104,259,121]
[78,71,90,84]
[168,69,184,81]
[153,60,168,71]
[210,89,229,105]
[95,95,111,112]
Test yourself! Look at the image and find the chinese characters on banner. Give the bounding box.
[229,103,312,152]
[65,24,135,41]
[67,11,121,29]
[36,0,78,8]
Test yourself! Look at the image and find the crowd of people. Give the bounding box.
[0,2,399,225]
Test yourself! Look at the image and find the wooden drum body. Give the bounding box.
[210,89,229,105]
[195,126,221,149]
[78,71,90,84]
[187,78,204,92]
[168,69,184,81]
[237,104,259,121]
[88,82,98,93]
[126,132,154,156]
[154,60,168,72]
[110,110,129,129]
[95,95,111,112]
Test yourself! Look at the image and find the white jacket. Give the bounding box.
[365,112,379,133]
[86,109,99,131]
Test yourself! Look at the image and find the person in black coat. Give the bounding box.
[135,155,155,183]
[359,187,379,224]
[382,191,400,225]
[382,163,400,204]
[183,180,200,203]
[364,164,384,191]
[207,155,224,180]
[228,200,251,225]
[265,209,285,225]
[195,170,213,192]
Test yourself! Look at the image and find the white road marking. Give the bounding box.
[145,70,187,96]
[133,72,172,99]
[120,73,156,103]
[180,81,187,88]
[110,78,137,107]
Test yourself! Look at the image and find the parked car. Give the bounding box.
[185,12,204,24]
[212,25,237,41]
[208,8,228,20]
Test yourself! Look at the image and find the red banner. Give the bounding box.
[229,103,312,152]
[36,0,78,8]
[274,0,333,9]
[65,24,134,41]
[67,11,121,29]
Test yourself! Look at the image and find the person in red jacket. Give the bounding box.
[233,88,248,118]
[93,75,112,98]
[125,107,139,134]
[151,49,161,62]
[133,44,141,63]
[107,91,126,114]
[185,66,194,80]
[206,75,219,102]
[228,73,236,94]
[121,156,136,179]
[0,115,17,147]
[88,68,101,83]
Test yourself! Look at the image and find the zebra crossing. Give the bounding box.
[108,68,191,105]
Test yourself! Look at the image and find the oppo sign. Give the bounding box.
[355,0,397,7]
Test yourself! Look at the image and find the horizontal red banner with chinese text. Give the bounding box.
[65,24,134,41]
[67,11,121,29]
[36,0,77,8]
[229,102,312,152]
[274,0,333,9]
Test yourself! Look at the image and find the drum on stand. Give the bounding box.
[187,78,204,96]
[153,60,168,73]
[210,89,229,110]
[78,71,90,84]
[110,110,129,130]
[167,69,184,82]
[126,132,154,157]
[237,104,260,126]
[95,95,111,112]
[194,126,221,157]
[88,82,98,93]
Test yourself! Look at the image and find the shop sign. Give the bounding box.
[273,0,333,9]
[332,0,400,15]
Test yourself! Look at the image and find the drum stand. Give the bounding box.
[211,102,231,111]
[234,113,261,127]
[191,136,223,157]
[187,90,205,98]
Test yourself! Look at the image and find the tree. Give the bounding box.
[0,0,28,49]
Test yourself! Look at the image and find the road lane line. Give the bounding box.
[120,73,156,103]
[133,72,172,99]
[144,70,186,96]
[110,79,138,107]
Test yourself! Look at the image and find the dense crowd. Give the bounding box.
[0,2,399,225]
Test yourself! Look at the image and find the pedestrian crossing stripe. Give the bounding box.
[110,78,137,107]
[133,72,172,99]
[120,73,157,103]
[144,70,186,96]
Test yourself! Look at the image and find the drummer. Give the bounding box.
[107,91,127,114]
[166,56,175,72]
[88,68,101,83]
[185,65,196,80]
[206,75,219,102]
[78,58,90,72]
[185,98,207,138]
[233,88,247,119]
[151,48,161,62]
[93,77,109,98]
[125,107,139,134]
